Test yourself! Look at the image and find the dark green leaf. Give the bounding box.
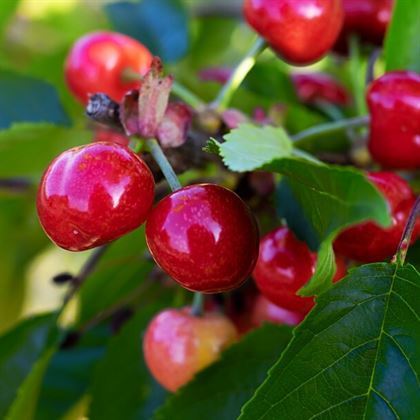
[105,0,189,63]
[155,324,292,420]
[0,71,69,129]
[89,305,168,420]
[385,0,420,72]
[0,123,91,178]
[0,313,58,418]
[35,326,109,420]
[240,263,420,420]
[275,179,319,251]
[77,227,153,325]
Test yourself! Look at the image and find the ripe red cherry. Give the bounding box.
[253,227,346,314]
[145,184,259,293]
[251,295,305,327]
[367,71,420,169]
[292,73,350,106]
[243,0,344,65]
[143,307,238,392]
[37,142,154,251]
[335,0,393,50]
[334,172,417,262]
[65,31,153,104]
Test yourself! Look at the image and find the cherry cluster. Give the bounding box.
[35,0,419,393]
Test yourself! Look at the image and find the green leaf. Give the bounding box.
[105,0,189,63]
[0,313,58,418]
[240,263,420,420]
[385,0,420,72]
[219,123,293,172]
[0,71,69,129]
[0,0,19,33]
[77,227,153,325]
[217,125,390,294]
[0,123,91,178]
[35,326,109,420]
[155,324,292,420]
[89,305,168,420]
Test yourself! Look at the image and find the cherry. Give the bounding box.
[335,0,393,50]
[143,307,238,392]
[253,227,346,314]
[292,73,350,106]
[334,172,417,262]
[145,184,259,293]
[367,71,420,169]
[251,295,305,327]
[37,142,154,251]
[65,31,153,104]
[243,0,344,65]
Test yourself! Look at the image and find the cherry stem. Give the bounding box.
[146,138,182,191]
[171,80,206,110]
[0,177,34,191]
[392,196,420,266]
[349,35,368,116]
[64,245,109,304]
[122,67,205,110]
[211,36,266,112]
[191,292,204,317]
[366,48,382,86]
[292,115,370,145]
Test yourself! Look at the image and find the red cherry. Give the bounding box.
[292,73,350,106]
[65,31,153,104]
[143,307,238,392]
[145,184,259,293]
[367,71,420,169]
[243,0,344,65]
[335,0,393,50]
[334,172,417,262]
[253,227,346,314]
[37,142,154,251]
[251,295,305,327]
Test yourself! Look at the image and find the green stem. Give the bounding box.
[146,138,182,191]
[191,292,204,317]
[292,115,370,145]
[212,36,266,112]
[392,196,420,266]
[349,35,368,115]
[171,80,206,110]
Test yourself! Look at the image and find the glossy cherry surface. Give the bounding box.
[292,73,350,106]
[336,0,393,49]
[145,184,259,293]
[65,31,153,104]
[37,142,154,251]
[253,227,346,314]
[143,307,238,392]
[367,71,420,169]
[243,0,344,65]
[334,172,417,262]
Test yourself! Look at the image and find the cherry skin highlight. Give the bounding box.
[335,0,393,50]
[253,227,346,314]
[37,142,154,251]
[143,307,238,392]
[145,184,259,293]
[367,71,420,169]
[243,0,344,65]
[65,31,153,104]
[334,172,417,262]
[292,73,350,106]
